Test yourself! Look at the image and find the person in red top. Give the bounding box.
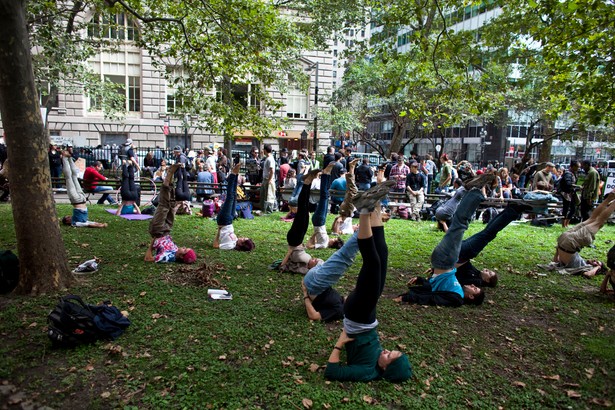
[83,161,116,205]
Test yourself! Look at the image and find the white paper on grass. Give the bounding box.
[207,289,232,300]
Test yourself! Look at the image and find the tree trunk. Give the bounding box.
[539,120,554,163]
[389,121,407,157]
[0,1,73,295]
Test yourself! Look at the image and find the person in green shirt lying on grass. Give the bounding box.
[324,184,412,383]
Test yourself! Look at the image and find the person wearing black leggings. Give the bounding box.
[280,168,323,274]
[116,160,141,215]
[324,184,412,383]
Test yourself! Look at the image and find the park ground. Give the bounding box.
[0,203,613,409]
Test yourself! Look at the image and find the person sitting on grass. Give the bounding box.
[600,245,615,295]
[552,190,615,277]
[324,186,412,383]
[116,160,141,216]
[306,163,345,250]
[144,163,197,264]
[394,174,496,307]
[302,184,393,322]
[213,162,255,252]
[61,152,107,228]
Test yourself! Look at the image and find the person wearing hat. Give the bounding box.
[532,162,555,191]
[325,186,412,383]
[119,139,138,168]
[145,163,197,264]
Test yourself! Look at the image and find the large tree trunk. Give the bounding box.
[389,120,407,157]
[538,120,554,163]
[0,1,73,295]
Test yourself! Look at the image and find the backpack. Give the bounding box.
[236,201,254,219]
[0,249,19,294]
[47,295,130,348]
[202,200,215,217]
[397,205,409,220]
[482,207,499,224]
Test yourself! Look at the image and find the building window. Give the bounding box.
[101,133,129,147]
[333,50,338,57]
[88,50,142,113]
[286,86,308,119]
[38,82,59,108]
[88,12,140,41]
[215,83,261,110]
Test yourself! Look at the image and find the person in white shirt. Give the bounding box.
[213,163,255,252]
[261,144,277,213]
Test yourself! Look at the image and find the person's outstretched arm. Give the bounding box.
[144,239,155,262]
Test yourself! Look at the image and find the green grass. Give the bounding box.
[0,203,614,409]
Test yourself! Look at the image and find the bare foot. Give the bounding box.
[322,162,335,175]
[232,162,241,175]
[303,168,321,186]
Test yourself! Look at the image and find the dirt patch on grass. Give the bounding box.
[162,261,228,288]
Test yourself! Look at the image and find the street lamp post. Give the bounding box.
[305,62,319,152]
[479,129,487,167]
[183,114,190,150]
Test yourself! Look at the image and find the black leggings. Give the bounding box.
[286,179,311,247]
[120,164,139,202]
[175,167,191,201]
[344,226,388,324]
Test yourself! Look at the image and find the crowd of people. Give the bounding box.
[2,138,613,384]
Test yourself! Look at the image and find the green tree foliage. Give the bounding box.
[487,0,615,127]
[334,0,508,158]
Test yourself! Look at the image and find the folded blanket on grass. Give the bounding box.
[537,262,594,275]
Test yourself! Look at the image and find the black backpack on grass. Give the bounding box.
[0,249,19,294]
[47,295,130,348]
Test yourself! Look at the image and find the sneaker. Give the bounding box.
[464,174,496,190]
[352,180,396,211]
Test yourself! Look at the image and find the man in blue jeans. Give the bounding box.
[302,182,395,322]
[394,174,495,307]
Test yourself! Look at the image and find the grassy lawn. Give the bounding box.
[0,203,613,409]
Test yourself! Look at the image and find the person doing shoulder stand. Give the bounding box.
[213,163,255,252]
[144,164,197,264]
[325,185,412,383]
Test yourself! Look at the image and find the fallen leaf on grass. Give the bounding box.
[585,368,594,379]
[566,390,581,399]
[140,291,147,296]
[218,355,227,360]
[590,398,613,407]
[302,398,312,409]
[100,392,111,399]
[541,375,560,381]
[151,313,162,319]
[511,381,525,388]
[323,404,331,409]
[341,398,350,403]
[85,364,94,371]
[536,389,546,396]
[308,363,319,372]
[28,322,37,328]
[362,395,374,404]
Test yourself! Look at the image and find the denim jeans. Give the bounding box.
[304,232,359,295]
[93,185,115,204]
[311,174,330,227]
[431,188,484,270]
[435,187,466,221]
[356,182,371,191]
[458,206,520,263]
[288,174,305,207]
[217,174,238,226]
